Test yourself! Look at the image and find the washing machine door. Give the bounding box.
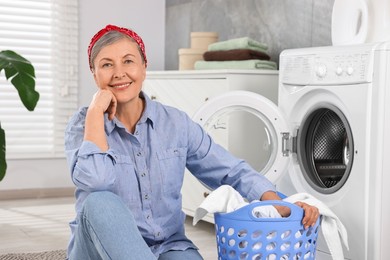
[192,90,290,184]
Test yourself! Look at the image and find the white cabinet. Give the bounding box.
[143,78,227,117]
[143,70,279,223]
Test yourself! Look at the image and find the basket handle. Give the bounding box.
[238,200,304,222]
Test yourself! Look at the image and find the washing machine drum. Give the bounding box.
[297,106,354,193]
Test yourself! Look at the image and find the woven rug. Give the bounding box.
[0,250,66,260]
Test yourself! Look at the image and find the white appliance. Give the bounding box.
[193,43,390,259]
[332,0,390,45]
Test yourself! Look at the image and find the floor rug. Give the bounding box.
[0,250,66,260]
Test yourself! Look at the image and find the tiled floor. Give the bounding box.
[0,197,217,259]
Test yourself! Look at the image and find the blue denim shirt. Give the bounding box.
[64,92,276,256]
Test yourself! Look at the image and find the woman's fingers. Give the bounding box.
[107,94,117,120]
[91,89,117,119]
[295,201,320,229]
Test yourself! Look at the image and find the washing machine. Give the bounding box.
[193,42,390,259]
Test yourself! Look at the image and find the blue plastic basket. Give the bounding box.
[214,200,320,260]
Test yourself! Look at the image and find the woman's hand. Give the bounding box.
[261,191,320,229]
[294,201,320,229]
[84,89,117,151]
[89,89,117,120]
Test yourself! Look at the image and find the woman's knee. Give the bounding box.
[158,249,203,260]
[82,191,124,216]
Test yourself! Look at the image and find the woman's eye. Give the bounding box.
[102,63,112,68]
[124,59,133,64]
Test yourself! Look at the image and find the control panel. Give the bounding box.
[280,48,374,86]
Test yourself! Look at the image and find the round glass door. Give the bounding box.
[193,90,290,183]
[200,105,277,174]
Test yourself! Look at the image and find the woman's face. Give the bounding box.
[92,37,146,104]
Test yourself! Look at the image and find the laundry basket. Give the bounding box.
[214,200,320,260]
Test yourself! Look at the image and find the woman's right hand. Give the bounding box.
[84,89,117,151]
[89,89,117,120]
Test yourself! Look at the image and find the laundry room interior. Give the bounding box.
[1,0,389,259]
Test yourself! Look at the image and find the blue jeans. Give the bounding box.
[69,191,203,260]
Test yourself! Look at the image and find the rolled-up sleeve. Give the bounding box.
[64,108,117,192]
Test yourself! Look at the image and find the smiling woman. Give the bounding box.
[87,26,147,141]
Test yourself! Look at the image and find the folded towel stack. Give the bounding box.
[195,37,277,70]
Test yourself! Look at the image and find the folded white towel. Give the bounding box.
[284,193,349,260]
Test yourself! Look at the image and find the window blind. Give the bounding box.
[0,0,78,158]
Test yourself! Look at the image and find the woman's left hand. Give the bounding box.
[295,201,320,229]
[261,191,320,229]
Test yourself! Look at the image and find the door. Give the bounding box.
[192,90,290,184]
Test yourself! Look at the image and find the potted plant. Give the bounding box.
[0,50,39,181]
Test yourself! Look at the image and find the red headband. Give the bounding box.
[88,24,147,70]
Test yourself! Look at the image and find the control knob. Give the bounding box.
[316,64,327,78]
[336,66,343,76]
[347,66,354,75]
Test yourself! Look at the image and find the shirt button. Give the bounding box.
[144,194,149,200]
[137,152,142,156]
[141,172,146,177]
[157,232,160,237]
[146,215,150,219]
[135,131,139,135]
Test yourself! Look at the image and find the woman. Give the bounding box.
[65,24,319,260]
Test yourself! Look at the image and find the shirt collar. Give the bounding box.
[104,91,155,135]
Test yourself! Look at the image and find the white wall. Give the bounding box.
[0,1,165,192]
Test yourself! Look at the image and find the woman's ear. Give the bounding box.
[92,70,99,85]
[141,64,147,81]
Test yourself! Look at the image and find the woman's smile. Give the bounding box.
[110,82,132,89]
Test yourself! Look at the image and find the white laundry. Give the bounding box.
[192,185,280,225]
[193,185,247,225]
[284,193,349,260]
[250,200,282,218]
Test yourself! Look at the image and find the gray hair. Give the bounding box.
[89,30,145,70]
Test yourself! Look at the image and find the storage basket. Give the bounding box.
[190,32,218,50]
[178,48,205,70]
[214,200,320,260]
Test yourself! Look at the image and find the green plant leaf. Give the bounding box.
[0,124,6,182]
[0,50,39,111]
